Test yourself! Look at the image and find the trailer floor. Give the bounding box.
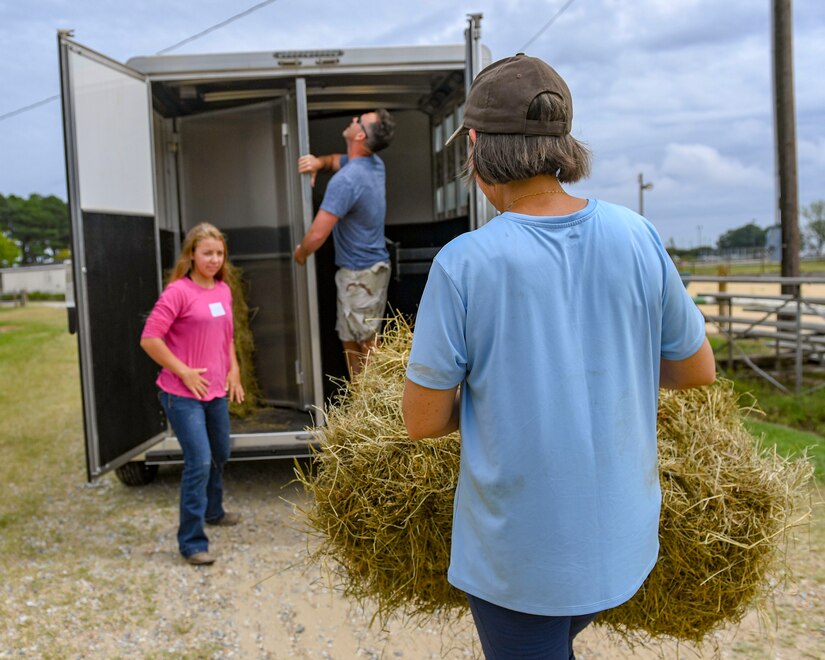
[230,405,315,434]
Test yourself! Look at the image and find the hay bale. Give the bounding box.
[595,385,813,643]
[296,314,813,638]
[226,262,262,417]
[296,316,465,622]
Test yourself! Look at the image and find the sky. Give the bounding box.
[0,0,823,248]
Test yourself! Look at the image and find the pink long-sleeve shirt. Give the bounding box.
[141,276,234,401]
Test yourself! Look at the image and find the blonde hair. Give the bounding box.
[169,222,233,286]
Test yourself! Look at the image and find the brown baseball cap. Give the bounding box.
[445,53,573,146]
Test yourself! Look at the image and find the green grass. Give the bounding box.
[685,260,825,276]
[743,418,825,478]
[729,376,825,480]
[0,306,82,544]
[732,376,825,437]
[0,305,178,655]
[707,334,778,358]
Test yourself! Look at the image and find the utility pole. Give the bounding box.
[638,172,653,217]
[773,0,800,290]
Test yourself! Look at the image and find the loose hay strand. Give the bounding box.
[296,312,815,641]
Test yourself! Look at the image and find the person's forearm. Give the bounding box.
[310,154,341,172]
[294,210,339,265]
[226,346,245,403]
[402,380,460,440]
[140,336,188,377]
[297,227,328,258]
[141,336,210,398]
[318,154,340,171]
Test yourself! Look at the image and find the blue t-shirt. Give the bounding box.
[320,154,390,270]
[406,199,707,616]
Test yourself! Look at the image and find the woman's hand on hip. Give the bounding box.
[180,367,209,399]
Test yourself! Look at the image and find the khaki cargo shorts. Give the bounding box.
[334,261,391,342]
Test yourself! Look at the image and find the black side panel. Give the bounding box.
[314,239,348,400]
[385,216,469,315]
[84,212,165,467]
[313,217,470,401]
[159,228,177,273]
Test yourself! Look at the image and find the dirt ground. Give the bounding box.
[3,302,824,658]
[14,458,816,659]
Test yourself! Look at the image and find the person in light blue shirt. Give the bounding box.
[403,54,716,659]
[294,109,395,376]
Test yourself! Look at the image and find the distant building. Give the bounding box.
[0,263,67,295]
[765,225,782,263]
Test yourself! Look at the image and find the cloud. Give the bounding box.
[662,143,771,187]
[0,0,822,248]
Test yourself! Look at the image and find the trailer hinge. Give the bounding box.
[281,122,288,147]
[168,131,180,154]
[295,360,304,385]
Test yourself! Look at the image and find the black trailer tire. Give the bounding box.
[114,461,159,487]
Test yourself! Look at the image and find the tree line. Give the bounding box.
[668,200,825,257]
[716,201,825,253]
[0,194,70,266]
[1,193,823,267]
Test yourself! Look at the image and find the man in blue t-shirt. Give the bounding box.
[293,109,395,377]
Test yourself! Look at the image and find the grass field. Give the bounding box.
[0,305,84,546]
[0,304,177,554]
[684,259,825,276]
[0,305,187,654]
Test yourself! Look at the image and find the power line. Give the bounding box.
[0,0,281,123]
[518,0,579,53]
[156,0,280,54]
[0,94,59,122]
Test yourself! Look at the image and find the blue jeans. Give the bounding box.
[466,593,598,660]
[159,392,231,558]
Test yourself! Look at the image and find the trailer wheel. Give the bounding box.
[114,461,159,486]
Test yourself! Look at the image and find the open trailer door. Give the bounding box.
[58,31,165,481]
[462,13,496,230]
[291,77,325,417]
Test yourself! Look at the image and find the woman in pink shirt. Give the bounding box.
[141,222,244,566]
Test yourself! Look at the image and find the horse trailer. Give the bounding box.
[58,16,492,485]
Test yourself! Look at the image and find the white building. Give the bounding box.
[0,263,67,295]
[765,225,782,263]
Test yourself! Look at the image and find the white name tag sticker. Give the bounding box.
[209,302,226,317]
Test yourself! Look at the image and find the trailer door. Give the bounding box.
[291,78,325,415]
[58,33,165,481]
[464,14,494,230]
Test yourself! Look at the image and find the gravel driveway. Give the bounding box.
[2,457,822,658]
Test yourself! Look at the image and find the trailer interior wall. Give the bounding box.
[306,111,434,227]
[152,114,179,272]
[175,100,307,409]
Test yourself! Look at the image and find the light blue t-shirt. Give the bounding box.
[320,154,390,270]
[406,199,707,616]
